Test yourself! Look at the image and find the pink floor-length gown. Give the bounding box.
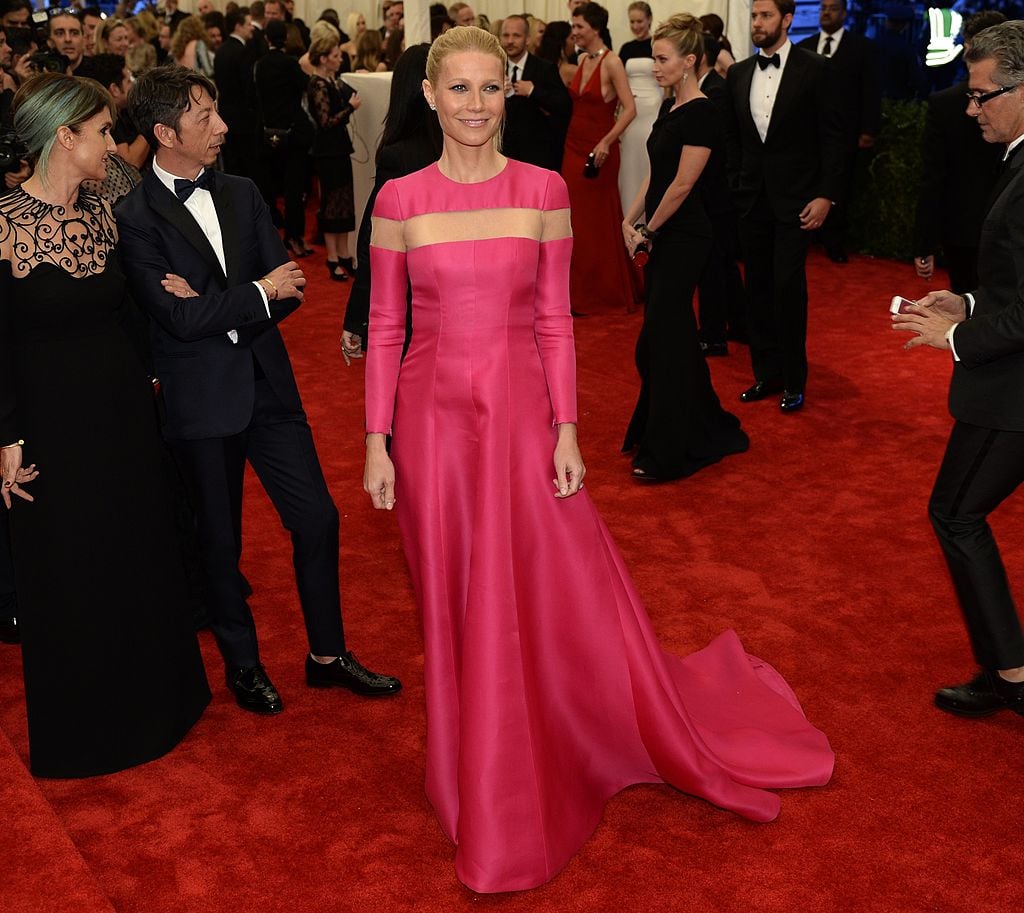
[366,160,833,894]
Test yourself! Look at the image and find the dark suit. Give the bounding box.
[502,54,572,173]
[913,81,1003,293]
[116,169,346,668]
[797,29,881,256]
[254,48,314,243]
[214,34,260,179]
[697,68,746,344]
[928,141,1024,671]
[725,44,845,393]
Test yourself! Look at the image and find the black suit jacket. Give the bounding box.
[796,30,881,139]
[115,170,302,441]
[502,54,573,173]
[254,49,314,142]
[913,80,1003,255]
[949,144,1024,431]
[724,46,846,220]
[213,35,259,140]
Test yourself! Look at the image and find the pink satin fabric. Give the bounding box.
[367,161,833,893]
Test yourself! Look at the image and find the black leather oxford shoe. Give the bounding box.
[700,341,729,357]
[739,379,784,402]
[935,670,1024,718]
[779,392,805,412]
[306,652,402,697]
[227,665,284,714]
[0,615,18,644]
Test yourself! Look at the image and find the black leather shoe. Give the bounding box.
[739,379,783,402]
[227,665,283,714]
[700,341,729,357]
[935,670,1024,718]
[306,652,402,697]
[0,616,18,644]
[779,391,805,412]
[826,247,849,264]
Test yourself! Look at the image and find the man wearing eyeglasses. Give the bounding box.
[893,21,1024,721]
[913,11,1005,294]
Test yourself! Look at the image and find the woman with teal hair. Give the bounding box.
[0,73,210,779]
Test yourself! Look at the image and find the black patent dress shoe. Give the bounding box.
[935,670,1024,718]
[227,665,284,714]
[739,379,784,402]
[306,651,402,697]
[826,247,849,264]
[0,615,18,644]
[700,341,729,357]
[779,391,805,412]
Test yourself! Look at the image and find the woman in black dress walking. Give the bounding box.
[0,73,210,778]
[621,14,748,482]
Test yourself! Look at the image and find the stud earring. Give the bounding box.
[429,103,436,111]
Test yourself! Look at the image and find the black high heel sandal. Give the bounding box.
[326,260,349,282]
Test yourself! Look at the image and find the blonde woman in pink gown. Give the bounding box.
[364,25,834,895]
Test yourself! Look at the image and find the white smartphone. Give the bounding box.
[890,296,917,315]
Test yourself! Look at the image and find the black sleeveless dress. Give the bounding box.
[0,187,210,778]
[622,98,749,480]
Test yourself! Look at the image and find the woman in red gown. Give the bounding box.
[562,2,638,315]
[364,26,833,895]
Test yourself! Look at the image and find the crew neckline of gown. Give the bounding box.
[432,159,511,186]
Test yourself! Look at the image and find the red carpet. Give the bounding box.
[2,248,1021,912]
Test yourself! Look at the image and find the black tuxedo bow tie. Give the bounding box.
[173,170,216,202]
[757,53,781,70]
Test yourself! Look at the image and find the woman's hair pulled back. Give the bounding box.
[425,24,506,86]
[652,13,705,68]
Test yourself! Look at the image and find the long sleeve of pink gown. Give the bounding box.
[365,179,407,435]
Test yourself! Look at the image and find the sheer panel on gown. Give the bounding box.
[367,160,833,893]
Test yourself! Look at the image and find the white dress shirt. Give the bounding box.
[151,157,270,344]
[816,27,844,56]
[749,40,793,143]
[506,51,530,97]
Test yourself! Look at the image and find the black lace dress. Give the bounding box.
[0,187,210,778]
[307,74,356,233]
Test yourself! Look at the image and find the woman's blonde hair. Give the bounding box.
[425,27,507,151]
[652,13,705,67]
[171,15,210,61]
[345,11,364,38]
[425,24,506,86]
[97,18,128,54]
[309,30,341,66]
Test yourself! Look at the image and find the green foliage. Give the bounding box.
[849,99,928,260]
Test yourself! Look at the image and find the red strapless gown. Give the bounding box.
[367,160,833,894]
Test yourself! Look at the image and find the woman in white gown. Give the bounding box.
[617,2,662,213]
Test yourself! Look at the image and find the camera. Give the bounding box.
[26,50,70,74]
[0,127,29,174]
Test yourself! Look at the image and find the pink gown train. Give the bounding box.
[366,160,833,894]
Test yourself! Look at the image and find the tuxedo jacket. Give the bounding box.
[254,49,314,143]
[724,46,846,220]
[913,80,1003,255]
[213,35,259,140]
[796,31,881,139]
[948,144,1024,431]
[115,170,302,441]
[502,54,573,173]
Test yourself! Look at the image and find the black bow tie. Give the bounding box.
[173,170,216,202]
[757,53,781,70]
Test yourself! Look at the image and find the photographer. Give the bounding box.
[0,22,30,189]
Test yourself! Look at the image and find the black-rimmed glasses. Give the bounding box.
[966,84,1017,108]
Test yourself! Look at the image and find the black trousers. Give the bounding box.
[258,139,308,243]
[170,375,345,668]
[0,509,15,619]
[739,192,812,393]
[929,420,1024,670]
[697,213,746,346]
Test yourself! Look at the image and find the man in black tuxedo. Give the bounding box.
[697,34,747,352]
[724,0,845,412]
[913,11,1006,293]
[116,66,401,715]
[797,0,881,263]
[161,0,189,34]
[214,8,259,179]
[0,512,16,643]
[893,21,1024,718]
[500,14,572,173]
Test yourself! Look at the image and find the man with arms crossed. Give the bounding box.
[116,66,401,714]
[894,21,1024,718]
